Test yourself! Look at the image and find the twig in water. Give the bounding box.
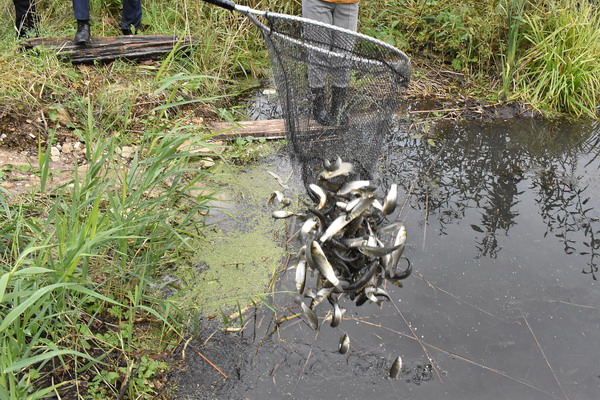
[190,346,229,379]
[414,273,507,323]
[523,316,570,400]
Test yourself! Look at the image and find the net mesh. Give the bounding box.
[250,11,411,182]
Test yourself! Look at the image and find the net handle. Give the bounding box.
[202,0,236,11]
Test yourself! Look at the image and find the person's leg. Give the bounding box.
[331,2,359,88]
[121,0,142,34]
[330,2,359,124]
[72,0,90,21]
[14,0,38,38]
[303,0,335,125]
[72,0,91,44]
[303,0,334,89]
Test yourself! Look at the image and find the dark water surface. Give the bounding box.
[183,118,600,400]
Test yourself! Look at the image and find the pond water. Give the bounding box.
[178,116,600,399]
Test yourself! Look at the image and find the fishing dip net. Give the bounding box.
[205,0,411,182]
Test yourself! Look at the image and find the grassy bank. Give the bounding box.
[1,0,599,398]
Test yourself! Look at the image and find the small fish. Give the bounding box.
[310,241,341,288]
[320,215,351,243]
[348,197,375,220]
[345,197,362,212]
[267,171,290,190]
[338,334,350,354]
[268,190,284,205]
[336,201,348,209]
[337,180,371,196]
[388,224,407,269]
[331,301,342,327]
[272,210,295,219]
[310,287,335,308]
[372,199,384,212]
[389,356,402,378]
[300,217,319,241]
[382,184,398,216]
[301,302,319,330]
[357,244,403,258]
[295,258,307,293]
[340,237,368,248]
[309,184,328,210]
[324,156,342,171]
[319,161,353,180]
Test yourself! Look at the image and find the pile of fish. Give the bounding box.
[270,157,411,375]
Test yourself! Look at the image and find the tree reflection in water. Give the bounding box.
[382,118,600,279]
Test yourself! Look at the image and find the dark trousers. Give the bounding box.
[72,0,142,31]
[13,0,37,37]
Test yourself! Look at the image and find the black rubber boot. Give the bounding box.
[331,86,348,125]
[311,87,333,126]
[74,20,91,45]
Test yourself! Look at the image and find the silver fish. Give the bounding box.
[345,197,362,213]
[272,210,295,219]
[338,334,350,354]
[268,190,284,205]
[310,241,341,288]
[309,183,328,210]
[358,244,403,258]
[337,180,371,196]
[336,200,348,209]
[310,287,334,308]
[389,356,402,378]
[331,301,342,327]
[389,224,407,269]
[348,197,375,220]
[319,161,353,180]
[301,302,319,330]
[295,258,307,294]
[324,156,342,171]
[340,237,368,248]
[300,217,319,241]
[267,171,290,190]
[382,183,398,216]
[319,215,351,243]
[372,199,384,212]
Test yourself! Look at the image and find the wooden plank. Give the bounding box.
[21,35,197,64]
[209,120,287,140]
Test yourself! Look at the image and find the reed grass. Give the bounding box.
[515,0,600,117]
[0,106,216,397]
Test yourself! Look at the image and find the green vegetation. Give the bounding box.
[1,0,599,398]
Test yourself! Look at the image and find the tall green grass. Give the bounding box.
[515,0,600,117]
[0,108,215,397]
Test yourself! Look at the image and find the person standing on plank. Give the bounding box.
[72,0,142,45]
[302,0,359,126]
[13,0,38,38]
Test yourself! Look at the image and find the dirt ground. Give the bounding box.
[0,56,538,197]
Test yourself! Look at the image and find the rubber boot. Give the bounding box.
[74,20,91,45]
[331,86,348,125]
[311,87,333,126]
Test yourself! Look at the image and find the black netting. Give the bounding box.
[248,11,410,183]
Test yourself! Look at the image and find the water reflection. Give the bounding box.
[383,119,600,278]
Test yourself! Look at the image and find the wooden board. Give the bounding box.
[21,35,197,64]
[209,120,287,140]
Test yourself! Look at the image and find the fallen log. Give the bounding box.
[21,35,197,64]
